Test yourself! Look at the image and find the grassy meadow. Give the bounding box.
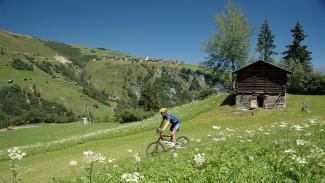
[0,94,324,182]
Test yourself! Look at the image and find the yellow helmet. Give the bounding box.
[159,108,167,114]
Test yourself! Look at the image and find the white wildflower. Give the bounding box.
[108,158,115,164]
[106,172,112,178]
[284,149,295,154]
[226,128,235,132]
[207,134,212,137]
[173,153,178,158]
[278,122,287,128]
[83,150,94,156]
[8,147,26,160]
[291,125,303,131]
[83,151,105,164]
[264,132,270,135]
[195,138,202,143]
[134,153,141,162]
[121,172,143,182]
[127,149,133,153]
[296,156,308,166]
[194,153,205,166]
[309,145,325,160]
[195,148,199,152]
[68,160,78,166]
[308,118,318,124]
[213,137,226,142]
[113,164,119,168]
[246,130,253,134]
[296,139,306,146]
[212,125,221,130]
[258,127,264,131]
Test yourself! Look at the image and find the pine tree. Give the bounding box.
[256,20,277,61]
[138,82,160,111]
[282,22,312,71]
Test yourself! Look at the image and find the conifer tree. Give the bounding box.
[256,20,277,61]
[139,82,159,111]
[282,22,312,71]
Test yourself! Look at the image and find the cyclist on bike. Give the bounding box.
[158,108,181,146]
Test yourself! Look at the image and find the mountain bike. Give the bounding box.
[146,130,189,156]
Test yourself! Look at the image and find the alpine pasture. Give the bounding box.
[0,94,324,182]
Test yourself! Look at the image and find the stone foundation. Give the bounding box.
[236,94,286,109]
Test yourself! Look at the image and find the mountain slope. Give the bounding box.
[0,29,224,123]
[0,30,116,119]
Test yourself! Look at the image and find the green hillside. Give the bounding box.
[0,29,223,125]
[0,30,122,112]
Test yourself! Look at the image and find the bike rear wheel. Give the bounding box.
[176,136,189,147]
[146,141,165,157]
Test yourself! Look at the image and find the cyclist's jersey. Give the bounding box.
[163,113,180,124]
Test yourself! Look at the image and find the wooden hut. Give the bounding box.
[233,60,292,109]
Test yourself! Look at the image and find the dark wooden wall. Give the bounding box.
[235,62,287,95]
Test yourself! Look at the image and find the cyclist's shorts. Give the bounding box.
[170,121,180,132]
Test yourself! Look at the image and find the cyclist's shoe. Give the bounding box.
[174,143,182,149]
[166,141,175,147]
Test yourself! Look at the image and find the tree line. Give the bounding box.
[0,85,76,128]
[203,1,324,95]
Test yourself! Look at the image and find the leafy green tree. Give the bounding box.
[203,1,253,72]
[282,22,312,72]
[139,82,159,111]
[256,20,277,61]
[280,60,325,94]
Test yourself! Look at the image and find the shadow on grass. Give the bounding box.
[220,94,235,106]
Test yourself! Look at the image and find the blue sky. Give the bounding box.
[0,0,324,68]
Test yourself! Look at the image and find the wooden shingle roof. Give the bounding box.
[233,59,292,74]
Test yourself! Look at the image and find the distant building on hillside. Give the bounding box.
[233,60,292,109]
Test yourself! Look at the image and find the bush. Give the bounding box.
[195,87,213,100]
[10,58,33,71]
[281,61,325,94]
[115,108,154,123]
[31,60,53,75]
[82,87,111,106]
[54,64,78,81]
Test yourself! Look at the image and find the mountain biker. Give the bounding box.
[158,108,181,146]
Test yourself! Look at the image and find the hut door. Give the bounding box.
[257,96,264,108]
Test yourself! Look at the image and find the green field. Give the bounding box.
[0,94,324,182]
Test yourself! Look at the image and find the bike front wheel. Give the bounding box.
[176,136,189,147]
[146,141,165,157]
